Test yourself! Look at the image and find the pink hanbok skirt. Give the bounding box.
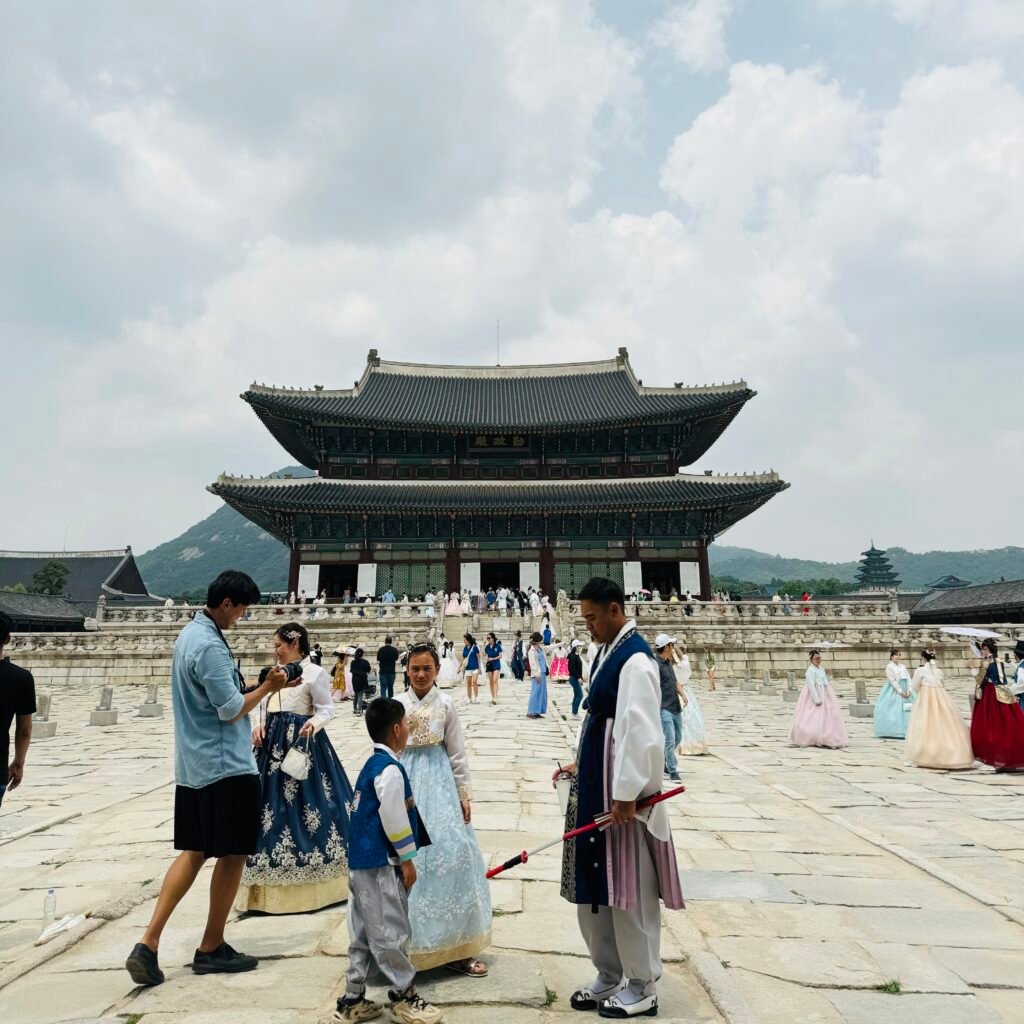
[789,686,849,748]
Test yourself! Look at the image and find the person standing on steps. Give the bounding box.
[125,571,297,988]
[557,578,683,1019]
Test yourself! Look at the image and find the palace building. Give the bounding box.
[210,349,787,599]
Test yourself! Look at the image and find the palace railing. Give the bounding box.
[96,600,440,627]
[563,598,902,625]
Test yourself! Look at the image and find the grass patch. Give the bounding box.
[491,908,516,917]
[874,980,902,994]
[120,1015,145,1024]
[544,987,557,1007]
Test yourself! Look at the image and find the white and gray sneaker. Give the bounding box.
[598,991,658,1018]
[569,978,625,1011]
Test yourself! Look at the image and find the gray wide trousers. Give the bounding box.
[346,865,416,997]
[577,835,663,998]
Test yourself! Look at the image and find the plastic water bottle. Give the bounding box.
[43,889,56,929]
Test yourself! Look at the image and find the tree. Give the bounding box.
[31,559,70,596]
[770,577,849,597]
[1,582,27,593]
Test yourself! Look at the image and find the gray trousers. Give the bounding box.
[577,833,662,998]
[346,865,416,997]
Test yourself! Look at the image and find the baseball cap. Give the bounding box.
[654,633,676,650]
[570,639,583,649]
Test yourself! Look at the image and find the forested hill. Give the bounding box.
[136,469,1024,596]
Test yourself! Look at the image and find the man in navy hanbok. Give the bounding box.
[559,578,683,1019]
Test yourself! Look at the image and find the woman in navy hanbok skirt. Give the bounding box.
[237,622,354,913]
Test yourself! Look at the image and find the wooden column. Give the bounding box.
[539,547,555,596]
[445,547,459,594]
[697,541,711,601]
[288,548,301,595]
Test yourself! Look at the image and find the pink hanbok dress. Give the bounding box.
[789,665,848,748]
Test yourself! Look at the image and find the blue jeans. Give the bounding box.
[378,672,396,700]
[661,709,683,775]
[568,676,584,716]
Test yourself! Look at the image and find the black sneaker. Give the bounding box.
[191,942,258,974]
[125,942,164,986]
[669,772,682,782]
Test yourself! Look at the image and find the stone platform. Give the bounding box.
[1,671,1022,1024]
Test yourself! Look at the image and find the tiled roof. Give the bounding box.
[243,350,753,432]
[911,579,1024,616]
[210,472,787,515]
[0,591,85,624]
[0,548,153,604]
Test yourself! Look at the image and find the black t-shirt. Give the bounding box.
[376,645,399,672]
[657,658,682,714]
[351,657,372,689]
[568,651,584,678]
[1,659,36,787]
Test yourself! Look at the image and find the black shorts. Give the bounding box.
[485,660,501,672]
[174,774,260,859]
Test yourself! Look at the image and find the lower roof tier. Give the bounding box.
[210,472,788,544]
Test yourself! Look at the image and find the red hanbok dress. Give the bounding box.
[970,659,1024,769]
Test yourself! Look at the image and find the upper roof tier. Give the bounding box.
[243,348,754,434]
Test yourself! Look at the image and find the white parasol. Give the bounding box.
[938,627,1004,640]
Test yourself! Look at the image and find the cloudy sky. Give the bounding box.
[4,0,1023,561]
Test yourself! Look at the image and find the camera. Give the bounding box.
[258,661,304,685]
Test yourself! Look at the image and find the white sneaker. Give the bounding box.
[598,991,658,1018]
[569,979,624,1011]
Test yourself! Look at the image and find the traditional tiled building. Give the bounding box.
[210,349,787,599]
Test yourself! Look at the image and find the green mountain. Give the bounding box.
[137,468,1024,596]
[136,467,312,597]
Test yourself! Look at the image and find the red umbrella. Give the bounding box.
[486,785,685,879]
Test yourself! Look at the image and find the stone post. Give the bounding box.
[33,692,58,738]
[782,670,800,702]
[849,678,873,717]
[138,682,164,718]
[89,685,118,726]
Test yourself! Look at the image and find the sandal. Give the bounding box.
[446,957,488,977]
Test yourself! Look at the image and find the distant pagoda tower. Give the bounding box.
[855,542,901,590]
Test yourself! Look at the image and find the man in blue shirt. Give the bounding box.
[126,571,294,988]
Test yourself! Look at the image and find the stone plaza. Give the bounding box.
[2,638,1022,1024]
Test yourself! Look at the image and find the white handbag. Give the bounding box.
[281,735,311,780]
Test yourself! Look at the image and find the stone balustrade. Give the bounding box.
[98,600,439,627]
[564,598,902,625]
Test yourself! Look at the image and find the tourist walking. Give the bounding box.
[126,571,296,987]
[559,578,683,1019]
[789,650,849,748]
[398,644,492,976]
[0,611,35,809]
[905,650,973,770]
[970,639,1024,771]
[704,649,717,691]
[377,635,400,700]
[526,631,549,718]
[510,630,527,682]
[567,639,585,717]
[437,637,460,687]
[484,632,503,705]
[351,648,372,716]
[239,622,353,913]
[675,643,708,756]
[460,633,481,703]
[874,648,915,739]
[335,698,444,1024]
[654,634,684,783]
[330,647,350,702]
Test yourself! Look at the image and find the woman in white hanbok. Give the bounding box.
[437,637,461,687]
[675,646,708,755]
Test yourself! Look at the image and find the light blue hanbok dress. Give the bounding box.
[527,645,549,716]
[874,661,916,739]
[398,686,492,969]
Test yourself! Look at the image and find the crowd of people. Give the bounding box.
[5,566,1023,1023]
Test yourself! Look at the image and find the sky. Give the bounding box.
[3,0,1023,562]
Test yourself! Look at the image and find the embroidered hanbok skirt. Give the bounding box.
[400,744,492,969]
[550,655,569,680]
[789,686,848,748]
[970,685,1024,770]
[905,687,974,769]
[527,674,548,715]
[237,712,353,913]
[678,685,709,755]
[874,683,915,739]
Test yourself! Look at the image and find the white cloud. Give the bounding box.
[649,0,734,74]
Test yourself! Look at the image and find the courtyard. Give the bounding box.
[1,671,1022,1024]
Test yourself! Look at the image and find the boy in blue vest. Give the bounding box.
[335,698,443,1024]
